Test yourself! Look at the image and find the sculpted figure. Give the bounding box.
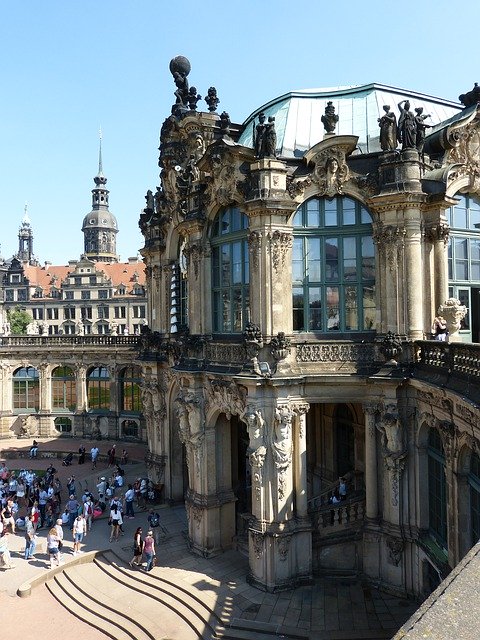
[397,100,417,150]
[273,405,294,468]
[321,101,339,134]
[264,116,277,157]
[414,107,431,153]
[378,105,397,151]
[243,406,265,454]
[254,112,267,157]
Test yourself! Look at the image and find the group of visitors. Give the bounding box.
[129,526,156,572]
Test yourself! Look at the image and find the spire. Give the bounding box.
[23,202,30,225]
[98,127,104,177]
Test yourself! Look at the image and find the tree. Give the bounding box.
[7,307,31,335]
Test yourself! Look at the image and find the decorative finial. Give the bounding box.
[321,101,339,135]
[205,87,220,112]
[98,127,104,176]
[23,202,30,224]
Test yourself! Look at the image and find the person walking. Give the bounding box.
[143,530,156,572]
[55,518,64,561]
[124,484,135,518]
[0,522,16,569]
[109,503,123,542]
[46,526,61,568]
[129,527,144,567]
[72,514,86,555]
[24,514,37,560]
[91,445,99,470]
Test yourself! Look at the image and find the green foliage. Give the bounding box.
[7,307,31,335]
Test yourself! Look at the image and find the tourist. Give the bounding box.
[55,518,64,561]
[78,444,86,465]
[72,514,86,555]
[143,530,156,572]
[46,526,60,568]
[66,494,80,530]
[24,514,36,560]
[90,445,99,470]
[109,503,123,542]
[129,527,144,567]
[0,521,15,569]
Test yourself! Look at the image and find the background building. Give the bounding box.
[138,57,480,599]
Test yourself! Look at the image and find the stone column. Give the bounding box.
[293,402,310,519]
[364,403,379,520]
[432,224,449,314]
[404,211,424,339]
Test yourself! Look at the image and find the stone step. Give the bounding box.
[46,572,154,640]
[94,552,219,638]
[215,617,310,640]
[100,549,238,629]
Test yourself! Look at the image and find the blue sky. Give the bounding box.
[0,0,478,265]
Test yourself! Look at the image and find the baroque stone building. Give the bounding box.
[139,59,480,598]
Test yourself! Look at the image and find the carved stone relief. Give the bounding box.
[386,536,404,566]
[296,343,375,363]
[272,404,295,500]
[267,230,292,273]
[278,535,292,561]
[248,231,262,271]
[175,389,205,480]
[205,379,247,420]
[251,531,264,559]
[243,405,267,503]
[313,150,350,197]
[373,223,406,273]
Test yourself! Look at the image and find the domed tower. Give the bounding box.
[82,136,119,262]
[17,204,38,265]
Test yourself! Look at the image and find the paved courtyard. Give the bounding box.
[1,437,418,639]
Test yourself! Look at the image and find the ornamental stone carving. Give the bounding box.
[243,405,267,502]
[373,223,406,272]
[267,230,292,273]
[314,152,349,197]
[296,343,375,363]
[141,373,166,443]
[184,242,203,279]
[270,332,292,362]
[251,531,264,559]
[205,379,247,420]
[272,404,295,499]
[386,536,404,566]
[424,223,450,246]
[247,231,262,271]
[206,343,245,364]
[190,503,203,529]
[175,390,205,479]
[437,298,467,339]
[379,404,405,456]
[278,534,292,561]
[205,149,242,207]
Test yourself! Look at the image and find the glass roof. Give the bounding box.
[238,83,462,157]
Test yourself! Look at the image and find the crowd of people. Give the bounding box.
[0,447,161,572]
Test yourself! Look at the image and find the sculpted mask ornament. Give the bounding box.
[273,404,295,499]
[314,152,349,197]
[437,298,467,335]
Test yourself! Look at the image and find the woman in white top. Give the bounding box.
[109,503,123,542]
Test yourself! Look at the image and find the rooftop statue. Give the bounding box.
[187,86,202,111]
[205,86,220,112]
[414,107,431,153]
[378,105,397,151]
[321,101,339,134]
[459,82,480,108]
[170,55,191,116]
[397,100,417,150]
[265,116,277,158]
[253,112,267,158]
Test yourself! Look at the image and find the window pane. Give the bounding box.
[232,288,243,332]
[292,238,304,282]
[362,236,375,280]
[293,287,304,331]
[363,286,376,330]
[222,290,231,330]
[325,238,338,281]
[345,286,358,330]
[343,198,355,225]
[308,287,322,331]
[326,286,339,330]
[307,199,319,227]
[324,199,337,226]
[221,245,231,287]
[307,238,321,281]
[212,247,220,287]
[232,242,242,284]
[343,237,357,281]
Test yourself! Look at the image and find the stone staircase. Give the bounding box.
[45,550,308,640]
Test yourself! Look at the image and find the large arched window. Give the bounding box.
[469,451,480,547]
[51,366,76,411]
[428,428,447,548]
[120,366,142,412]
[446,194,480,341]
[13,367,40,411]
[211,206,250,333]
[292,196,375,333]
[87,366,110,410]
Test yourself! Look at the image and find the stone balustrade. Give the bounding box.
[312,494,366,536]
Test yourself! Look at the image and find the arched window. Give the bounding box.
[211,206,250,333]
[446,194,480,341]
[51,366,76,411]
[428,428,447,548]
[469,451,480,547]
[292,196,375,332]
[335,404,355,477]
[120,366,142,412]
[55,416,72,433]
[87,366,110,410]
[13,366,39,411]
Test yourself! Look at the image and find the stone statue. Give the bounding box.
[397,100,417,150]
[273,405,294,469]
[253,112,267,158]
[459,82,480,108]
[182,154,200,186]
[144,189,155,214]
[169,56,191,116]
[414,107,431,153]
[220,111,231,136]
[378,105,397,151]
[321,101,339,134]
[265,116,277,158]
[110,320,118,336]
[76,321,85,336]
[243,406,265,455]
[187,86,201,111]
[205,86,220,112]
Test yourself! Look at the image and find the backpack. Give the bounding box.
[85,501,93,516]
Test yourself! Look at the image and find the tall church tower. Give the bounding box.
[17,204,38,265]
[81,136,119,262]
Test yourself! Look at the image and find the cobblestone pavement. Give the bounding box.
[1,437,418,639]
